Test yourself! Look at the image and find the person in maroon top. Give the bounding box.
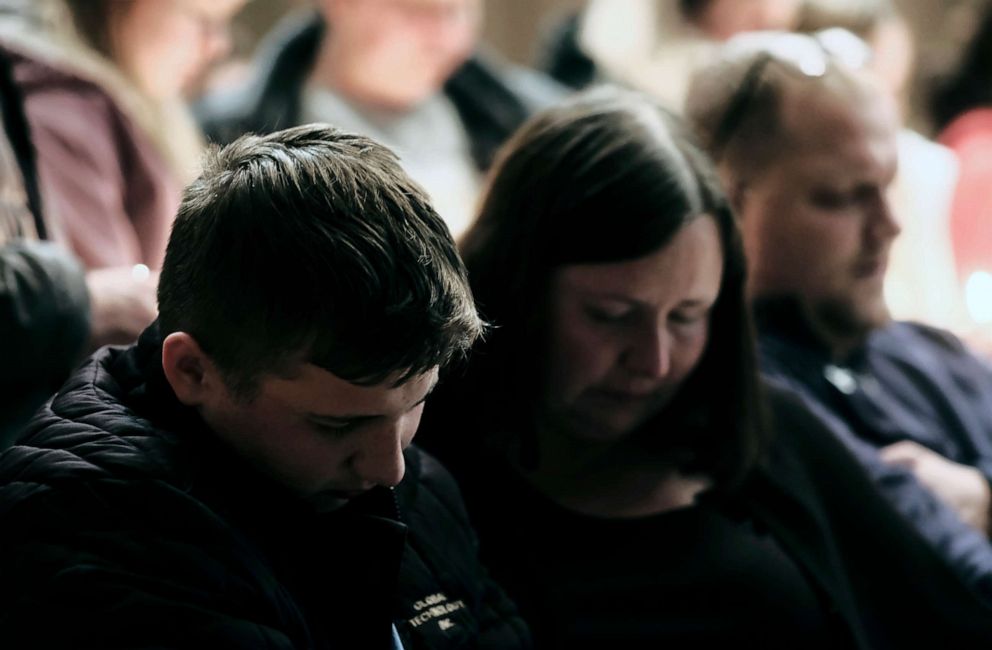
[0,0,243,271]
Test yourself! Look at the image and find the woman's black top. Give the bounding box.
[472,470,841,649]
[419,384,992,649]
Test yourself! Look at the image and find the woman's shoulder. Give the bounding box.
[7,44,117,114]
[744,382,873,514]
[761,382,849,459]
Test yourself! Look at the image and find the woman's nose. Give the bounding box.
[622,324,671,379]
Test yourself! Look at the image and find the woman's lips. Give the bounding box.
[593,388,656,402]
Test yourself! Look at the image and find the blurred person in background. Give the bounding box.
[0,41,174,447]
[933,2,992,336]
[0,0,243,271]
[540,0,802,111]
[0,0,243,443]
[198,0,564,239]
[687,29,992,597]
[798,0,974,347]
[0,45,88,447]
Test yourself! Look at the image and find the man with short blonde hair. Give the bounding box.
[688,32,992,604]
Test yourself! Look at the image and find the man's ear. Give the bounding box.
[729,179,749,217]
[162,332,220,406]
[716,162,750,217]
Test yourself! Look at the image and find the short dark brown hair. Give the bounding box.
[158,124,484,396]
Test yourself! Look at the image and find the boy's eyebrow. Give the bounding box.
[306,376,439,423]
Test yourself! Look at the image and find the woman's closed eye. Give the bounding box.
[669,309,708,326]
[585,304,635,324]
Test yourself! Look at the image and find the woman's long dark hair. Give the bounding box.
[425,88,768,490]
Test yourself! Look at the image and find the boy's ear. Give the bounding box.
[161,332,221,406]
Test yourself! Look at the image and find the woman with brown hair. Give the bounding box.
[419,88,992,648]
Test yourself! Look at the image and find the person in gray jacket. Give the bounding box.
[197,0,565,238]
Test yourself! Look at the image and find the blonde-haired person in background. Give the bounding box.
[0,0,243,352]
[541,0,802,112]
[0,0,243,272]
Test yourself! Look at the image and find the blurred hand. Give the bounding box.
[85,265,159,350]
[880,439,991,535]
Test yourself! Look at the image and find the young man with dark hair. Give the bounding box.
[0,123,530,649]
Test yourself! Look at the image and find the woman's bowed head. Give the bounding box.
[455,87,767,517]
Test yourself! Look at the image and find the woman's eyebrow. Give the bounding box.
[575,289,641,304]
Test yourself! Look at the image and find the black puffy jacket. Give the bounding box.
[0,326,530,649]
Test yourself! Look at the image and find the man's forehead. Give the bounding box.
[777,80,896,158]
[386,0,479,10]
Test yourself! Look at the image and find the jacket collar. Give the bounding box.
[751,294,870,369]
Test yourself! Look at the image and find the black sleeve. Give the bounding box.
[0,481,300,650]
[0,240,90,445]
[763,387,992,647]
[763,375,992,596]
